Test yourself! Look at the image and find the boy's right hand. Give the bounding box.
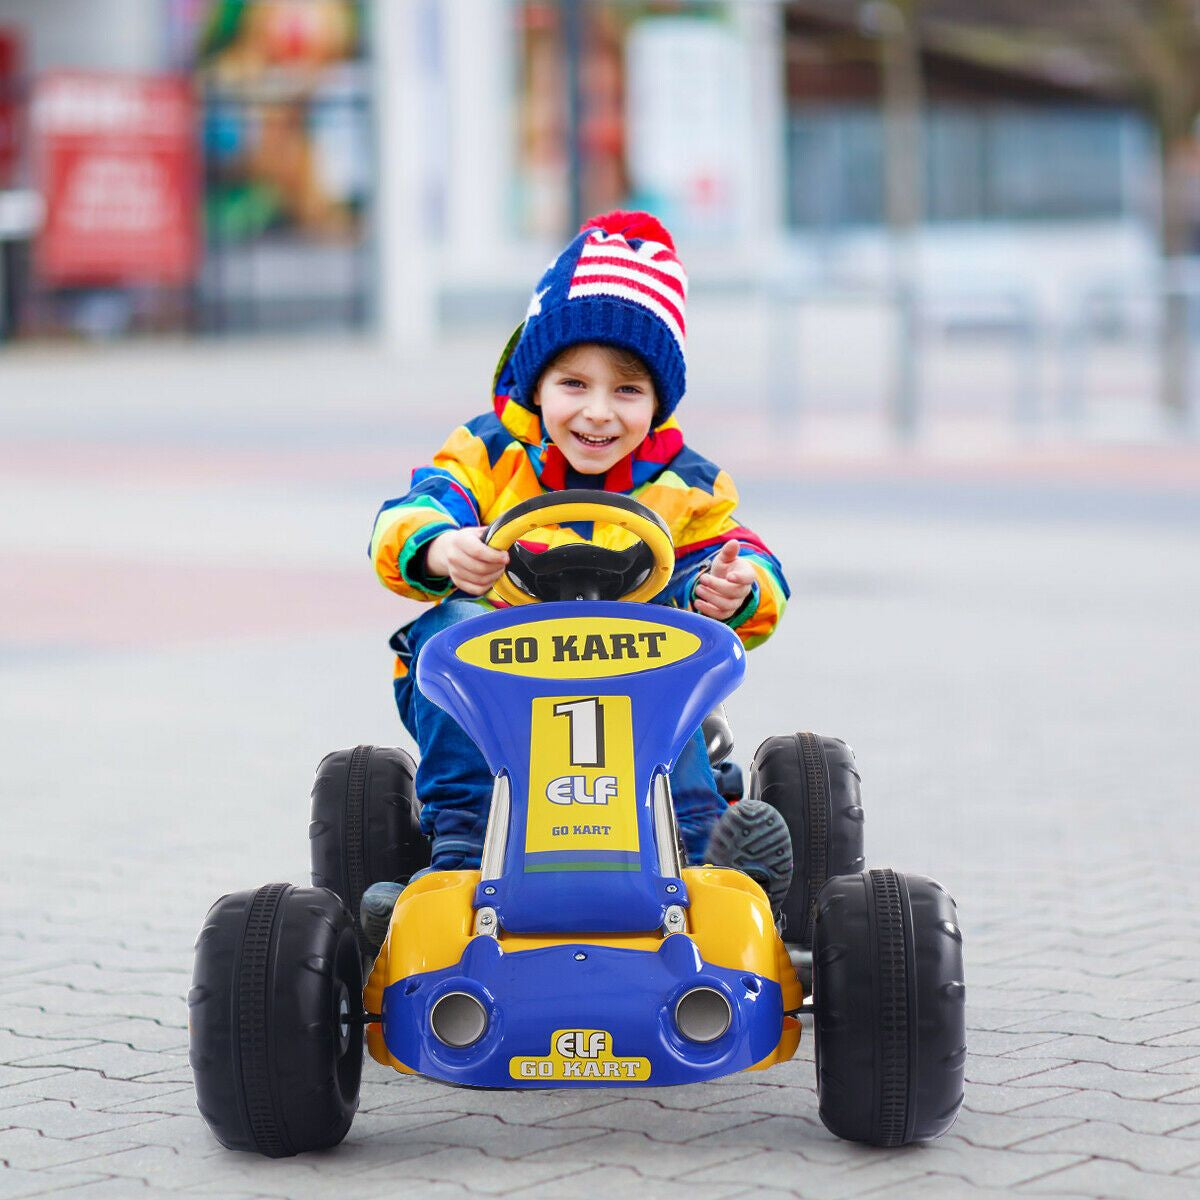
[425,528,510,596]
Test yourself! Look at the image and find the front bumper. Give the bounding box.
[378,932,785,1088]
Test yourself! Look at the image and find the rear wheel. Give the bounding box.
[748,732,864,948]
[309,745,429,958]
[189,884,363,1157]
[812,869,966,1146]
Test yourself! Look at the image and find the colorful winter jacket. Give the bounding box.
[370,338,789,654]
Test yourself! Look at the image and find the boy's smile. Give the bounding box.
[534,344,657,475]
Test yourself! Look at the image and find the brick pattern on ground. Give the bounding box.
[3,351,1199,1199]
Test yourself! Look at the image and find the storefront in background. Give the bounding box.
[0,0,373,339]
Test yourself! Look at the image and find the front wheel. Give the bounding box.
[812,869,966,1146]
[189,884,363,1157]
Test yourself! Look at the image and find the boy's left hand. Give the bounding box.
[694,540,755,621]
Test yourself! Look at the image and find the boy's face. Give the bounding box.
[533,344,657,475]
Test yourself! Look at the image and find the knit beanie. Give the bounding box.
[510,210,688,423]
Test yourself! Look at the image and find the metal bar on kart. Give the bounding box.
[479,772,511,882]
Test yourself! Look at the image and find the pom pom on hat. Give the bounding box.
[581,210,676,252]
[510,210,688,424]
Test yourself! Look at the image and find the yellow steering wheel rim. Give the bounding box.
[486,499,675,606]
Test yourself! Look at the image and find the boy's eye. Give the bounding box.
[558,377,584,388]
[618,384,645,395]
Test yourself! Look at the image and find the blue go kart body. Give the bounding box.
[363,600,802,1087]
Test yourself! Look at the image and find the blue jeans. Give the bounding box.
[393,599,725,870]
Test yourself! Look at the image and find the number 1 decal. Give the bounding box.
[553,698,606,767]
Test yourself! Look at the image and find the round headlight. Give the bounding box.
[674,986,732,1043]
[429,991,488,1048]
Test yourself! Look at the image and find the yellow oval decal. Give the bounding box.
[456,617,700,679]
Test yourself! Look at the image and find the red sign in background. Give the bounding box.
[0,28,20,187]
[34,71,198,286]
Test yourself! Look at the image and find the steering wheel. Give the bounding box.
[483,490,675,605]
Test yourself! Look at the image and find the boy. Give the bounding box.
[365,212,791,946]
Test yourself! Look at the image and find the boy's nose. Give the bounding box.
[582,398,614,421]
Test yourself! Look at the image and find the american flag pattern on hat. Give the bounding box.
[568,230,688,349]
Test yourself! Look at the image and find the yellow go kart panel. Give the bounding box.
[364,867,802,1073]
[485,498,675,607]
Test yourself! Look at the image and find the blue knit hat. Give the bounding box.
[510,210,688,422]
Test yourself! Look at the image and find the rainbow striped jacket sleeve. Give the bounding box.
[369,425,495,600]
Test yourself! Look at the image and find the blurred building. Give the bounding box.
[0,0,1171,345]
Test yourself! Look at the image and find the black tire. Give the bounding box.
[812,869,966,1146]
[309,745,429,957]
[189,883,363,1157]
[748,732,864,948]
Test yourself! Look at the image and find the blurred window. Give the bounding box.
[788,102,1146,228]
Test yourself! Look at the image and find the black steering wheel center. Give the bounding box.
[506,539,658,602]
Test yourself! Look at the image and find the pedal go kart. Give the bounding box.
[189,492,965,1157]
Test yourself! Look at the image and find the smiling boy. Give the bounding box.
[366,212,791,946]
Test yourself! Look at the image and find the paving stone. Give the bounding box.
[15,1178,158,1198]
[689,1085,818,1122]
[0,1100,157,1140]
[967,1055,1073,1085]
[352,1113,591,1159]
[0,1032,104,1064]
[999,1037,1200,1074]
[0,1010,121,1042]
[367,1084,629,1127]
[539,1097,768,1144]
[1015,1118,1200,1173]
[0,1126,154,1172]
[679,1149,933,1199]
[56,1142,318,1192]
[526,1126,763,1177]
[1144,1026,1200,1047]
[877,1141,1091,1190]
[0,1067,73,1093]
[1164,1118,1200,1138]
[862,1181,1054,1200]
[963,1031,1066,1057]
[1011,1090,1200,1134]
[355,1144,590,1195]
[173,1192,274,1200]
[97,1114,229,1156]
[6,990,186,1027]
[959,1083,1076,1115]
[1004,1060,1198,1100]
[516,1164,744,1199]
[99,1087,200,1119]
[1018,1159,1200,1199]
[1001,1011,1200,1047]
[939,1111,1083,1151]
[79,1020,188,1055]
[0,1167,115,1200]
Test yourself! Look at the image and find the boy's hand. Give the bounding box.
[426,528,509,596]
[694,540,755,621]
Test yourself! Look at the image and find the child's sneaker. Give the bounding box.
[704,798,793,915]
[360,880,406,953]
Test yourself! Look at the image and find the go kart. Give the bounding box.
[189,492,965,1157]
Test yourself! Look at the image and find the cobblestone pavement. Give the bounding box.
[2,341,1200,1198]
